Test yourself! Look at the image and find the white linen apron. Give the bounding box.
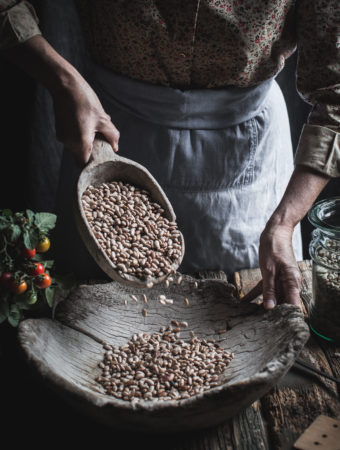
[54,66,303,278]
[92,65,303,275]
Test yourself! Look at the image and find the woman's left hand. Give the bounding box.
[241,223,302,310]
[241,165,331,310]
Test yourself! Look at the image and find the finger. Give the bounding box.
[72,133,94,168]
[262,270,277,310]
[280,267,302,308]
[241,280,263,302]
[98,118,120,152]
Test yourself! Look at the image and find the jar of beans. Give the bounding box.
[308,197,340,342]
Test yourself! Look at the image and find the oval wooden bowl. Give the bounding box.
[17,276,309,432]
[74,138,185,288]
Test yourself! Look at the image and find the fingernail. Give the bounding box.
[265,299,276,309]
[113,143,118,152]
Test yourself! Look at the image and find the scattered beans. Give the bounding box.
[82,181,183,281]
[184,298,190,307]
[96,326,234,402]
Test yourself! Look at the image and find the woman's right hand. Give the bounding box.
[51,71,120,167]
[3,35,119,167]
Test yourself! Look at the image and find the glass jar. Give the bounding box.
[308,197,340,342]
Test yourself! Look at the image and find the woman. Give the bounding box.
[1,1,338,309]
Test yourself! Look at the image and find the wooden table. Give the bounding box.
[198,260,340,450]
[1,260,339,449]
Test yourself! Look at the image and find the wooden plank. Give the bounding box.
[198,270,270,450]
[231,400,269,450]
[261,361,340,449]
[294,414,340,450]
[233,260,340,450]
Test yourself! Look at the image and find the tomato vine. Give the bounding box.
[0,209,76,327]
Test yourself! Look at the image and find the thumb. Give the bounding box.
[262,270,277,310]
[98,118,120,153]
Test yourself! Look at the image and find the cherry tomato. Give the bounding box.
[21,247,36,259]
[0,272,12,288]
[28,263,45,276]
[27,292,38,304]
[36,237,50,253]
[35,273,52,289]
[10,279,27,295]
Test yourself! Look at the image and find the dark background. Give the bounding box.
[0,1,339,446]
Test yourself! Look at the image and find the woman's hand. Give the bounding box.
[243,223,302,309]
[3,35,119,166]
[51,72,120,167]
[241,165,330,310]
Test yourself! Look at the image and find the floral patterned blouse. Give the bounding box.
[1,0,339,177]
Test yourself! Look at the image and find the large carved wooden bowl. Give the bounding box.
[17,276,309,432]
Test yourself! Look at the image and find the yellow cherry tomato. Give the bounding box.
[36,237,50,253]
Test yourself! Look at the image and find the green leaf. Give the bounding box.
[2,209,13,218]
[26,209,35,224]
[10,303,20,317]
[10,224,21,242]
[8,315,19,327]
[32,254,54,269]
[34,213,57,232]
[54,273,77,291]
[0,221,9,231]
[15,298,32,310]
[0,298,9,324]
[43,260,54,269]
[23,229,39,250]
[32,253,45,262]
[8,303,21,327]
[44,286,56,307]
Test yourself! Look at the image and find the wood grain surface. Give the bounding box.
[11,261,340,449]
[17,274,308,434]
[232,261,340,450]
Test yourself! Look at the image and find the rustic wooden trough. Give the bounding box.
[17,276,309,432]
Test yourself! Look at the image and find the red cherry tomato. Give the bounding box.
[10,279,27,295]
[36,237,50,253]
[34,273,52,289]
[0,272,12,288]
[21,247,36,259]
[28,263,45,276]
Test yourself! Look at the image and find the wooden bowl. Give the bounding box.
[74,139,185,288]
[17,276,309,432]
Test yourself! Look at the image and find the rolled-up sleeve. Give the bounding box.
[295,0,340,178]
[0,0,41,50]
